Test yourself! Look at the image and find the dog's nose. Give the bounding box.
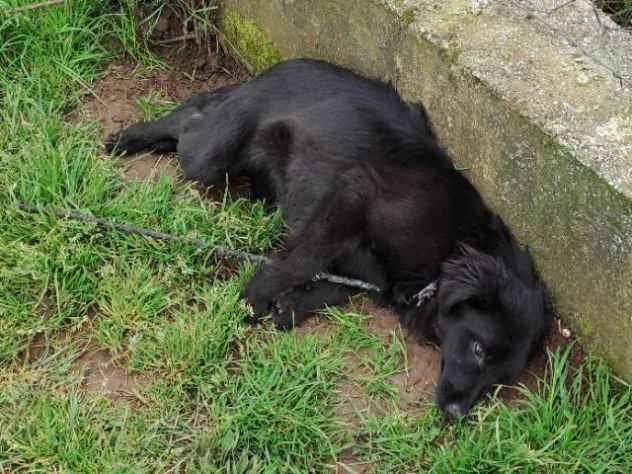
[444,403,466,418]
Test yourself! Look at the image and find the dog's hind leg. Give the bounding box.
[104,84,240,155]
[104,116,181,155]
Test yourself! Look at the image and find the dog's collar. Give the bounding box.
[412,281,437,307]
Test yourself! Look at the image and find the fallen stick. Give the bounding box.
[14,0,64,13]
[16,203,383,293]
[152,34,198,46]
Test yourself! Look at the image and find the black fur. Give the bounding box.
[105,58,552,416]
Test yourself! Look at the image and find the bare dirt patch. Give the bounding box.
[295,302,439,409]
[81,42,249,183]
[19,325,151,402]
[298,300,439,473]
[364,304,440,408]
[321,302,438,474]
[21,332,51,364]
[85,44,247,139]
[72,345,149,402]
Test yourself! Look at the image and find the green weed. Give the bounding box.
[135,91,178,121]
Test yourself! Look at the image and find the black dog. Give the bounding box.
[105,58,552,417]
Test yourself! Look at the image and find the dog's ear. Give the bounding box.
[438,244,508,315]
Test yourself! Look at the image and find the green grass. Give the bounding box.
[0,1,630,472]
[349,350,632,474]
[596,1,632,28]
[135,91,178,121]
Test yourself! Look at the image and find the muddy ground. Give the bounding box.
[76,39,585,412]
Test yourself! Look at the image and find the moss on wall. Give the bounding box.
[400,8,417,26]
[220,8,282,73]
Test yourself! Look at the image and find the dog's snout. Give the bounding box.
[437,364,476,418]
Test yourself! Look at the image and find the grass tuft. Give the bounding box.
[135,91,178,121]
[595,0,632,28]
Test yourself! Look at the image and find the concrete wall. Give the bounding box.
[220,0,632,379]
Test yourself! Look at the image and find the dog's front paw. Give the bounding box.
[242,297,271,325]
[270,294,311,330]
[271,299,296,330]
[241,281,273,325]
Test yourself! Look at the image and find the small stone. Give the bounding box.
[155,11,171,33]
[471,0,489,9]
[576,72,590,85]
[470,0,489,15]
[561,328,571,339]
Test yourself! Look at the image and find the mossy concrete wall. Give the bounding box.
[220,0,632,380]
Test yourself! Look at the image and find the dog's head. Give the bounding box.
[402,216,553,418]
[430,240,551,417]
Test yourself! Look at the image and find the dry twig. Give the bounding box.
[16,203,383,293]
[152,33,198,46]
[14,0,64,13]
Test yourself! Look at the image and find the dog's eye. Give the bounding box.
[473,341,486,361]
